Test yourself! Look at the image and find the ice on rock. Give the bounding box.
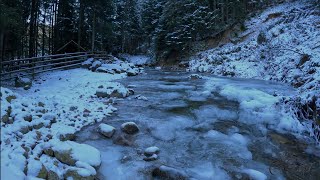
[243,169,267,180]
[188,162,230,180]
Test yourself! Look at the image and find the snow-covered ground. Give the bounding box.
[188,0,320,142]
[1,65,141,179]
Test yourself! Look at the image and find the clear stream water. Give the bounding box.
[76,69,320,180]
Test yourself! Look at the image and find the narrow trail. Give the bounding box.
[76,69,320,180]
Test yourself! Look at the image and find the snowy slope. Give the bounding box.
[188,0,320,142]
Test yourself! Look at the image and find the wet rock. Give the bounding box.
[121,122,139,135]
[113,134,134,146]
[15,77,32,88]
[143,154,158,161]
[99,123,116,138]
[64,169,94,180]
[144,146,160,157]
[152,165,188,180]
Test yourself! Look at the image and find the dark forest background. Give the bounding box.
[0,0,284,62]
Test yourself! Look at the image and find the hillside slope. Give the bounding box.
[188,0,320,142]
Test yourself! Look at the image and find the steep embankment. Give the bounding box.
[188,0,320,142]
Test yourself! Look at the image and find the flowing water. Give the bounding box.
[76,69,320,180]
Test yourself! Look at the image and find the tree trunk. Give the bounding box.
[91,10,96,52]
[78,0,84,52]
[29,0,37,57]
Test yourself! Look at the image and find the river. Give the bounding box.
[76,68,320,180]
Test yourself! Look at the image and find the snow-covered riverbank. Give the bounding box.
[188,0,320,142]
[1,60,143,179]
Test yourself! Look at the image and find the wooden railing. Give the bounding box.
[0,51,110,80]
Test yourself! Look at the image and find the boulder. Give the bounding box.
[51,140,101,168]
[99,124,116,138]
[121,122,139,135]
[82,58,94,68]
[15,77,32,88]
[89,60,102,71]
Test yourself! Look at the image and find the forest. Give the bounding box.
[1,0,284,62]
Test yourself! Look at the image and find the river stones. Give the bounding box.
[121,122,139,135]
[99,123,115,138]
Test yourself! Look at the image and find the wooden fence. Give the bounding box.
[0,51,110,81]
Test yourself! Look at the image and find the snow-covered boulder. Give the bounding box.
[99,123,115,138]
[49,140,101,168]
[15,77,32,89]
[82,58,94,68]
[121,122,139,135]
[89,60,102,71]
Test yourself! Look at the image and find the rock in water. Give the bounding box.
[121,122,139,135]
[144,146,160,157]
[99,123,116,138]
[143,154,158,161]
[152,166,188,180]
